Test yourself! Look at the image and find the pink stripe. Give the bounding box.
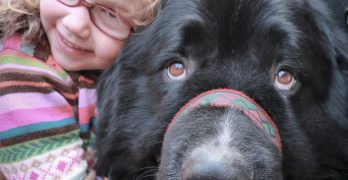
[79,104,96,125]
[0,105,74,131]
[78,88,96,107]
[78,88,96,124]
[0,80,54,89]
[0,92,69,114]
[3,35,21,50]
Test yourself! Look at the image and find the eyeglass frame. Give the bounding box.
[57,0,133,40]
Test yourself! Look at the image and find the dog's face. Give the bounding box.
[95,0,348,179]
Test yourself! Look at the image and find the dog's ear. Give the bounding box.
[313,0,348,72]
[335,4,348,75]
[316,0,348,127]
[335,47,348,76]
[333,22,348,80]
[325,27,348,127]
[327,0,348,73]
[345,6,348,33]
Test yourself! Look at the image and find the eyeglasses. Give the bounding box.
[57,0,132,40]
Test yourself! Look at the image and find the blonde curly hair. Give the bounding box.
[0,0,161,49]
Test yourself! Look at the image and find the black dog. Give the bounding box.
[95,0,348,179]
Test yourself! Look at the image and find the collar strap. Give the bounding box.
[167,89,282,152]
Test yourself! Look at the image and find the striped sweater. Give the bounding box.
[0,36,99,180]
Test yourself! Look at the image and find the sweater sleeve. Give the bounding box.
[0,38,96,179]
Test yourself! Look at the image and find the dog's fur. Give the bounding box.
[95,0,348,179]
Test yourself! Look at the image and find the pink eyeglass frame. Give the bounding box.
[57,0,133,40]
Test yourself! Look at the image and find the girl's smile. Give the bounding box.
[56,30,93,57]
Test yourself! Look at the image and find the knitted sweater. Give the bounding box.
[0,36,99,180]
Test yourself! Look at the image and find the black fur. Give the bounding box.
[95,0,348,179]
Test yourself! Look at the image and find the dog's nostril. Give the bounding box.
[182,159,251,180]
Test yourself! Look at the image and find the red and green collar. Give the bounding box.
[166,89,282,152]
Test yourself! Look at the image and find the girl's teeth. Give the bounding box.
[63,38,83,50]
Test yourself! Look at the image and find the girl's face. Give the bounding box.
[40,0,134,71]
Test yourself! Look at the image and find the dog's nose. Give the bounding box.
[182,158,251,180]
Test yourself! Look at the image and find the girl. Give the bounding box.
[0,0,160,179]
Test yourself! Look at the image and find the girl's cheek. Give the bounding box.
[96,36,125,65]
[40,1,64,31]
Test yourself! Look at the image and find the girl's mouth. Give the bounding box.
[56,32,93,56]
[61,37,87,51]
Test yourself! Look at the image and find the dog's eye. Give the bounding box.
[274,69,296,90]
[166,62,187,80]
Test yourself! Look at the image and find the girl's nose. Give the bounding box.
[62,6,91,39]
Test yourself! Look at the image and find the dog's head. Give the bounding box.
[95,0,348,179]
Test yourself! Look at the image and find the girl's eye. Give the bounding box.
[166,62,187,80]
[274,69,296,90]
[101,9,117,19]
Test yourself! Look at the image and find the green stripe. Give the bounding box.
[0,117,76,140]
[0,130,81,163]
[89,132,96,149]
[230,99,257,110]
[0,54,68,80]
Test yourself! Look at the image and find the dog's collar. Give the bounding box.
[167,89,282,152]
